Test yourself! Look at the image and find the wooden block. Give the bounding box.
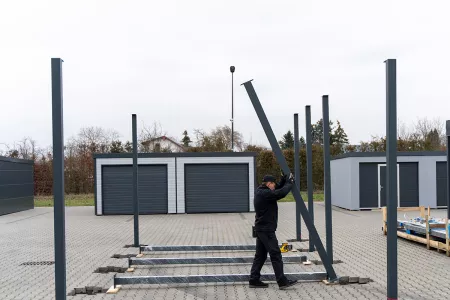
[126,268,135,272]
[136,254,144,258]
[302,260,312,265]
[106,285,122,294]
[291,248,298,252]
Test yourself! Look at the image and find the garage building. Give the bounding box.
[94,152,257,215]
[0,156,34,216]
[331,151,447,210]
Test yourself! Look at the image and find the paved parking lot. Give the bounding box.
[1,203,449,300]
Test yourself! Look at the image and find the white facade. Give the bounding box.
[331,153,447,210]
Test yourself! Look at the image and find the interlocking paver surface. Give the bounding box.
[0,203,449,299]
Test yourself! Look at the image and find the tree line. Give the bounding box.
[0,117,446,195]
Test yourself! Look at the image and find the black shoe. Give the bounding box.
[249,280,269,288]
[278,279,299,290]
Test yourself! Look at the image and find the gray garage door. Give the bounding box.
[102,165,168,214]
[359,163,379,208]
[379,163,419,207]
[185,163,249,213]
[0,159,34,216]
[436,162,448,207]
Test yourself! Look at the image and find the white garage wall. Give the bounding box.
[95,157,176,215]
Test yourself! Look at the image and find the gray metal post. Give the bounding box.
[51,58,66,300]
[385,59,398,300]
[305,105,315,252]
[132,114,139,246]
[322,96,333,262]
[446,120,450,220]
[294,113,301,240]
[242,80,337,281]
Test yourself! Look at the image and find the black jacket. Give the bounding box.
[253,176,293,232]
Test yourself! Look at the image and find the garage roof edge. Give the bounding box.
[93,152,258,159]
[331,151,446,160]
[0,156,34,164]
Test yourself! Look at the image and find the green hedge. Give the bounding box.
[254,145,335,191]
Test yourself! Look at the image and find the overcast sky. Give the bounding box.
[1,0,450,151]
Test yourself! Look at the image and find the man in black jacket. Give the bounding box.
[249,173,299,289]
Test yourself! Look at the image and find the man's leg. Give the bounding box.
[259,231,288,284]
[249,232,268,286]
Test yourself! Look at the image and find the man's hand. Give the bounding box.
[287,173,294,183]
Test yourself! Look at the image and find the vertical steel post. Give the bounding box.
[446,120,450,220]
[242,80,337,281]
[385,59,398,300]
[322,96,332,262]
[132,114,139,247]
[305,105,315,252]
[294,113,301,240]
[51,58,66,300]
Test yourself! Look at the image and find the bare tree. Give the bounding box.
[139,121,167,152]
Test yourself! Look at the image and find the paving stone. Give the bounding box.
[0,204,449,299]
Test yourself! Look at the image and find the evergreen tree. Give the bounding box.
[299,136,306,148]
[110,140,124,153]
[279,130,295,150]
[124,141,133,153]
[181,130,192,147]
[331,120,349,145]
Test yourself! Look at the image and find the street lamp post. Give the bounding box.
[230,66,235,151]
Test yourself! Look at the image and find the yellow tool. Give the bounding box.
[280,242,292,253]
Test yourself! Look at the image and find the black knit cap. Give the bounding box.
[262,175,276,183]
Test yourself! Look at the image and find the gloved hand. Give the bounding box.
[287,172,294,183]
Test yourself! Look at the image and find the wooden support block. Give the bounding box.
[446,219,449,257]
[302,260,312,265]
[126,268,134,272]
[420,206,425,219]
[136,254,144,258]
[106,285,122,294]
[426,216,430,250]
[382,207,387,235]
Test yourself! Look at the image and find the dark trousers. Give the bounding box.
[250,231,287,284]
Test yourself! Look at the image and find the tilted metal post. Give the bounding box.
[446,120,450,220]
[132,114,139,246]
[51,58,67,300]
[322,95,333,262]
[242,80,337,281]
[385,59,398,300]
[294,113,302,240]
[305,105,315,252]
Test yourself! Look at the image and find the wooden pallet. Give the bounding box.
[382,206,449,257]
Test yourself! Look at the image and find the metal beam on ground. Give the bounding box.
[51,57,67,300]
[305,105,315,252]
[241,80,337,281]
[140,244,271,253]
[385,59,398,300]
[129,255,307,267]
[322,95,333,262]
[114,272,327,286]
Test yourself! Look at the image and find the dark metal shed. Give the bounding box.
[0,156,34,216]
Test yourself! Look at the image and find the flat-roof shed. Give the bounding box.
[93,152,257,215]
[330,151,447,210]
[0,156,34,216]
